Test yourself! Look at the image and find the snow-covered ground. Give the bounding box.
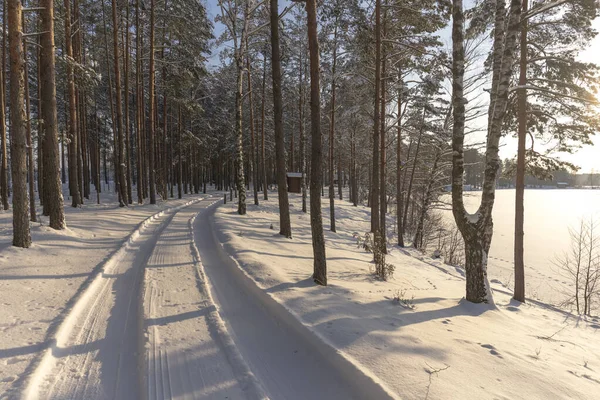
[2,186,599,399]
[215,192,600,400]
[0,190,241,398]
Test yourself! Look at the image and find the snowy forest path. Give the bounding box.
[21,196,223,400]
[143,197,251,400]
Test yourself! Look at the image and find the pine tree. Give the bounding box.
[7,0,31,247]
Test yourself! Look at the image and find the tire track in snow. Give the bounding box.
[144,198,262,400]
[23,198,204,400]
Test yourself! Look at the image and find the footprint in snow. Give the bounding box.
[481,343,503,358]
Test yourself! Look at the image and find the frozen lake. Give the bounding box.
[454,189,600,306]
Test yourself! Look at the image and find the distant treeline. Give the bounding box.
[462,149,598,188]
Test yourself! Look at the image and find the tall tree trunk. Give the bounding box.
[111,0,128,207]
[7,0,31,247]
[270,0,291,235]
[178,106,182,199]
[328,23,338,233]
[261,51,268,200]
[135,0,143,204]
[451,0,522,304]
[396,72,404,246]
[0,0,9,211]
[306,0,327,285]
[379,13,387,249]
[39,0,66,229]
[124,0,133,204]
[37,35,44,212]
[299,42,307,213]
[371,0,381,236]
[148,0,156,204]
[514,0,528,303]
[22,12,36,222]
[246,37,259,206]
[403,107,425,233]
[64,0,81,207]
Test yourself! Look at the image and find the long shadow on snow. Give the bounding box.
[3,211,170,399]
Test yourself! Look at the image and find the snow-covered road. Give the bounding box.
[20,195,390,399]
[196,203,393,400]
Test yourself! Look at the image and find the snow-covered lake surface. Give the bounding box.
[456,189,600,305]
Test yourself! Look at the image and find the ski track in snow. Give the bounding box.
[20,193,392,400]
[144,199,252,400]
[22,197,215,399]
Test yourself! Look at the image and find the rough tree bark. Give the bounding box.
[246,37,259,206]
[514,0,528,303]
[379,13,387,249]
[111,0,128,207]
[299,41,307,213]
[7,0,31,247]
[135,0,143,204]
[396,72,404,246]
[64,0,81,207]
[270,0,291,235]
[371,0,381,236]
[0,0,9,211]
[328,22,338,233]
[148,0,157,204]
[39,0,66,229]
[22,12,36,223]
[261,51,268,200]
[305,0,327,285]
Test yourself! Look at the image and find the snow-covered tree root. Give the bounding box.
[22,197,204,399]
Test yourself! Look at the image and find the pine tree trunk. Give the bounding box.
[514,0,528,303]
[270,0,291,235]
[124,0,133,204]
[178,106,182,199]
[22,13,36,223]
[135,0,143,204]
[39,0,66,229]
[306,0,327,285]
[299,44,307,213]
[37,40,45,212]
[0,0,9,211]
[111,0,128,207]
[261,51,268,200]
[403,108,424,234]
[64,0,81,207]
[396,72,404,246]
[246,37,259,206]
[371,0,381,235]
[328,23,338,233]
[379,15,387,248]
[7,0,31,247]
[148,0,157,204]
